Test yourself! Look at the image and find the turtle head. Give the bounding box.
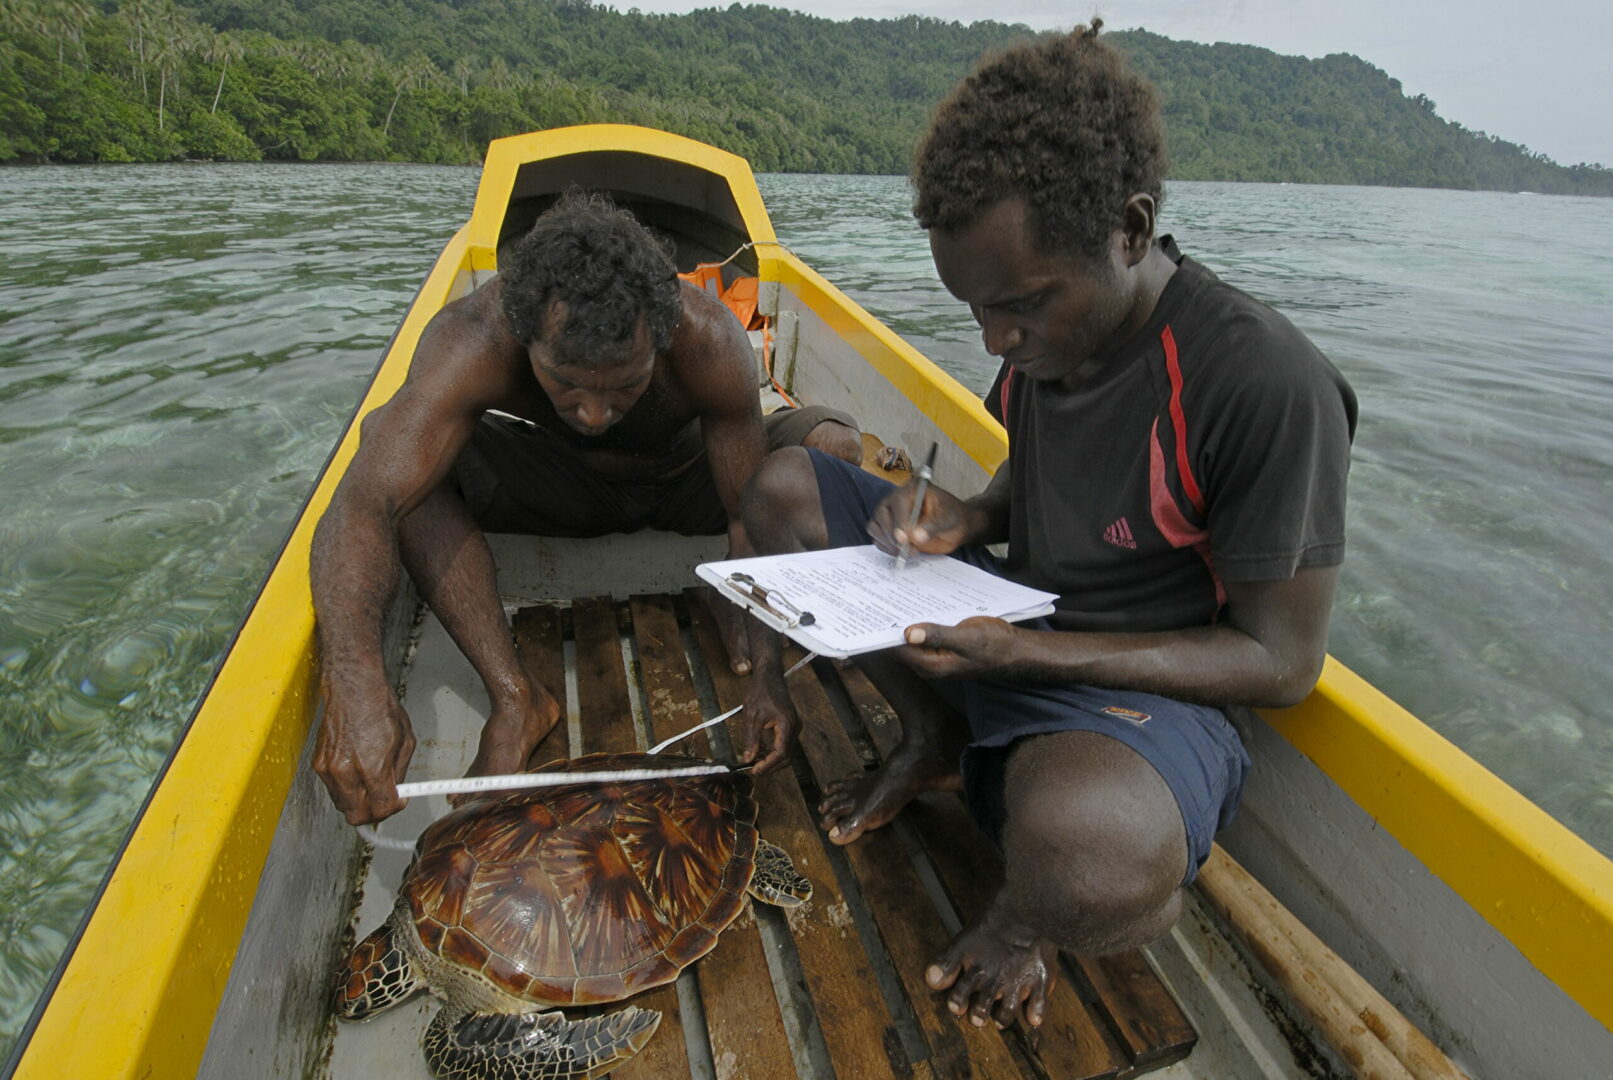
[334,920,423,1021]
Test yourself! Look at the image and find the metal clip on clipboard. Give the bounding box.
[725,571,816,628]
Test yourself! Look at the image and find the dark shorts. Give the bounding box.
[454,405,856,537]
[807,449,1250,883]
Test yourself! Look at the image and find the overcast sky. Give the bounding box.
[612,0,1612,168]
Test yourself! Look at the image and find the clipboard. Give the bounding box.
[697,545,1057,659]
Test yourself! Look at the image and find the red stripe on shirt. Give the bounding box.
[1149,419,1205,548]
[1161,326,1206,515]
[999,366,1015,422]
[1151,419,1226,614]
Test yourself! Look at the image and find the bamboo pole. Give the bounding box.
[1197,845,1472,1080]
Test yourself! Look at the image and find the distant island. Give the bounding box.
[3,0,1609,195]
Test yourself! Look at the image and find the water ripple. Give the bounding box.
[0,161,477,1048]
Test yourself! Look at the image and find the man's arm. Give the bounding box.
[895,564,1340,709]
[741,452,1018,771]
[670,285,800,767]
[673,283,770,551]
[310,297,512,824]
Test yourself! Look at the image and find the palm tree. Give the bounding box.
[283,37,333,80]
[204,32,243,114]
[452,58,474,97]
[148,0,193,132]
[0,0,41,38]
[35,0,96,72]
[62,0,95,69]
[487,55,514,92]
[382,52,440,139]
[334,40,381,88]
[117,0,154,101]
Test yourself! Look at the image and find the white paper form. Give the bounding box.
[697,545,1057,657]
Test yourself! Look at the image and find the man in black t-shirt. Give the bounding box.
[736,22,1356,1031]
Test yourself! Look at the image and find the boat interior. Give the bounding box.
[197,139,1363,1076]
[311,554,1350,1080]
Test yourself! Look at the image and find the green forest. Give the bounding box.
[2,0,1609,195]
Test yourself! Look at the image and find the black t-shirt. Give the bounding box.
[984,237,1358,634]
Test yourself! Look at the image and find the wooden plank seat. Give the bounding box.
[512,592,1196,1079]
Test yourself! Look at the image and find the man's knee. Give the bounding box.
[801,419,863,465]
[999,735,1188,952]
[746,446,814,508]
[1008,808,1178,913]
[742,447,827,548]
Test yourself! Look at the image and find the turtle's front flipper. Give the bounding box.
[748,837,812,907]
[423,1005,660,1080]
[334,921,424,1020]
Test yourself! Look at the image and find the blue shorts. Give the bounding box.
[807,450,1249,883]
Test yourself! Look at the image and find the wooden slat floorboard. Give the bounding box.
[690,598,918,1079]
[569,596,691,1080]
[509,594,1193,1079]
[1076,952,1197,1072]
[828,659,1196,1077]
[627,596,800,1080]
[901,792,1126,1080]
[784,648,1029,1080]
[513,604,570,765]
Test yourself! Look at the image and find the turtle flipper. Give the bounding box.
[334,920,424,1020]
[423,1005,661,1080]
[747,837,812,907]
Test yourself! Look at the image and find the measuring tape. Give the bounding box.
[368,653,820,845]
[394,762,731,800]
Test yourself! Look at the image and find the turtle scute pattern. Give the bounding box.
[334,752,812,1080]
[406,752,760,1005]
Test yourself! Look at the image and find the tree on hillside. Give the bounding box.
[204,31,243,113]
[37,0,97,72]
[148,1,196,131]
[0,2,1606,191]
[383,51,439,139]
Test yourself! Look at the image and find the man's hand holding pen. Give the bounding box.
[867,478,993,562]
[866,443,1019,676]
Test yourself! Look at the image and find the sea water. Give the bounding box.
[0,164,1609,1052]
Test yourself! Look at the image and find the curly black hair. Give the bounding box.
[911,20,1167,262]
[500,189,682,360]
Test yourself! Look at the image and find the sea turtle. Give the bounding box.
[333,751,811,1079]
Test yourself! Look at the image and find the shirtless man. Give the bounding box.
[739,24,1356,1031]
[311,190,860,826]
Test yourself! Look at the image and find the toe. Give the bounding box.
[926,937,968,992]
[826,815,865,844]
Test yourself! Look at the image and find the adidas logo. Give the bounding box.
[1103,517,1137,549]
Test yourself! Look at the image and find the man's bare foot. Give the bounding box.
[926,905,1059,1031]
[700,589,752,675]
[455,686,562,803]
[817,752,961,844]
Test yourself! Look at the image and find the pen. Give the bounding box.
[895,442,938,572]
